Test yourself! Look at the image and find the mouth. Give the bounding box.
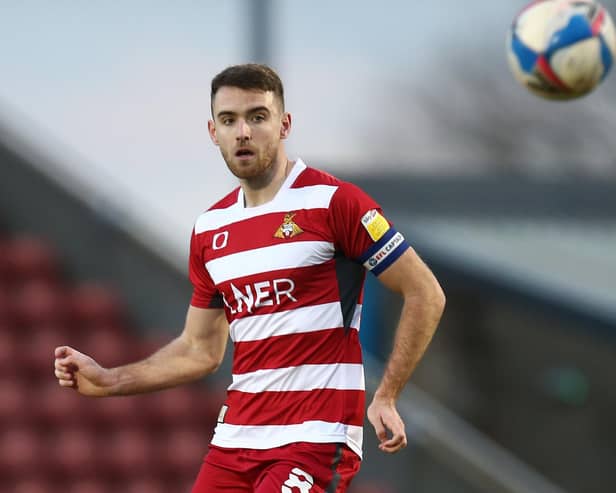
[235,148,256,160]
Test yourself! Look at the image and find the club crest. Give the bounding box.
[274,212,303,239]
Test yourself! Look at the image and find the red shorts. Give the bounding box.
[191,442,361,493]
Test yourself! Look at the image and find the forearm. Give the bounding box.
[105,335,219,396]
[375,289,445,401]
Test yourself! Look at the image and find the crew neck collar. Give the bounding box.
[236,158,306,209]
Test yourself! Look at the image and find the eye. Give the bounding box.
[252,114,266,123]
[222,118,234,125]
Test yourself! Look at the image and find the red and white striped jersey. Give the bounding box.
[189,159,409,458]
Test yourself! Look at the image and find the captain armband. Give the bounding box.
[357,228,409,276]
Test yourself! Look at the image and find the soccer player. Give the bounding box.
[54,64,445,492]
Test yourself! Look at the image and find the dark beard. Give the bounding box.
[221,146,278,185]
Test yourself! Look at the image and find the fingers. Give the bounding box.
[55,346,71,358]
[57,377,76,388]
[379,427,407,453]
[54,346,84,368]
[54,365,76,388]
[369,414,388,443]
[55,367,70,379]
[377,412,407,453]
[54,346,78,388]
[54,354,75,371]
[55,346,76,368]
[368,402,408,454]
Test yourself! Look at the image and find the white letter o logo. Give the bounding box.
[212,231,229,250]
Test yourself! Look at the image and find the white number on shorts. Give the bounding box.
[281,467,314,493]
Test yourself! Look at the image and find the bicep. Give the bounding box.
[182,305,228,361]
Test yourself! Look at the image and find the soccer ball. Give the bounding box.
[507,0,616,100]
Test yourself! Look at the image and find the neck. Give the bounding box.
[241,155,292,207]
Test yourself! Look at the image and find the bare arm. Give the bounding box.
[367,247,446,453]
[54,305,228,397]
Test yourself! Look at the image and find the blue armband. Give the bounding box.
[357,228,409,276]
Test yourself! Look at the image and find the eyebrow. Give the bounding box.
[216,106,271,119]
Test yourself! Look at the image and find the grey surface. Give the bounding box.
[399,216,616,326]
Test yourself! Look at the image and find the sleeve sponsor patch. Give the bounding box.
[358,228,409,276]
[361,209,390,241]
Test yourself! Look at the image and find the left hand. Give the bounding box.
[366,395,408,453]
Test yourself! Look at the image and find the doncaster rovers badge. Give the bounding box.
[274,212,303,239]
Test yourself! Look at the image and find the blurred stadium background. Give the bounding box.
[1,1,615,492]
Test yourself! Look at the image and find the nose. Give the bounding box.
[236,119,251,141]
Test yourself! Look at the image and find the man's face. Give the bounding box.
[208,87,290,180]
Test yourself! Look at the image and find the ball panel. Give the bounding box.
[511,32,540,72]
[536,53,568,90]
[546,14,593,55]
[550,38,603,92]
[514,1,560,51]
[599,36,613,78]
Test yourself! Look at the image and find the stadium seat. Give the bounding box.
[193,385,227,426]
[68,283,127,328]
[0,289,16,327]
[125,477,167,493]
[23,326,73,377]
[14,280,68,329]
[100,427,152,479]
[89,395,141,429]
[32,381,94,429]
[65,479,109,493]
[46,426,99,478]
[23,321,73,352]
[12,477,55,493]
[165,477,197,493]
[0,378,29,425]
[76,328,136,369]
[0,236,61,287]
[0,427,41,479]
[141,386,203,427]
[0,328,19,377]
[154,427,208,479]
[132,333,173,360]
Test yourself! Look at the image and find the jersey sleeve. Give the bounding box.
[189,228,224,309]
[328,182,409,276]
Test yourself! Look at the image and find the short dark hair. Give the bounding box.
[211,63,285,110]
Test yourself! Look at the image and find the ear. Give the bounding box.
[208,120,219,146]
[280,112,292,140]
